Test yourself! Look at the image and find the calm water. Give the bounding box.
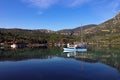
[0,45,120,80]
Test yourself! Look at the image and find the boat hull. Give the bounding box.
[63,47,87,52]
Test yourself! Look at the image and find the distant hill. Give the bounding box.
[57,11,120,36]
[57,11,120,43]
[84,11,120,43]
[90,11,120,33]
[0,28,55,44]
[57,24,97,36]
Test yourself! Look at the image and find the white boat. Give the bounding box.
[63,42,87,52]
[63,47,87,52]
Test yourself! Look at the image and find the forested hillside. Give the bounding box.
[0,28,77,44]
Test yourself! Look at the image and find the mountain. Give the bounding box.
[56,11,120,43]
[57,12,120,36]
[0,28,54,34]
[57,24,97,36]
[93,11,120,33]
[85,11,120,43]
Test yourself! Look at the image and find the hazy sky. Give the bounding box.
[0,0,120,31]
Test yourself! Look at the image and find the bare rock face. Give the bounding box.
[113,11,120,24]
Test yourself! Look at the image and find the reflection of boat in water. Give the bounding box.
[63,51,77,57]
[63,50,86,58]
[63,51,98,63]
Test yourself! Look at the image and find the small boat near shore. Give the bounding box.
[63,42,87,52]
[63,26,87,52]
[63,47,87,52]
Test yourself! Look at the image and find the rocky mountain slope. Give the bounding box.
[57,11,120,36]
[86,12,120,43]
[57,24,97,36]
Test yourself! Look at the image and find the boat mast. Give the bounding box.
[81,24,83,43]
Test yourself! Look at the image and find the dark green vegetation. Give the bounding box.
[0,12,120,44]
[0,29,78,45]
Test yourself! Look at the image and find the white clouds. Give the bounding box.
[22,0,59,9]
[22,0,89,9]
[67,0,89,7]
[91,0,120,13]
[21,0,120,17]
[21,0,120,11]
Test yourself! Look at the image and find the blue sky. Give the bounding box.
[0,0,120,31]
